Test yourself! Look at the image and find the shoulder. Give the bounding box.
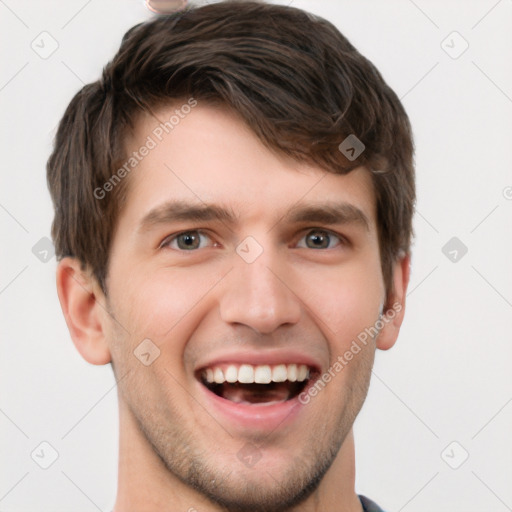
[359,494,387,512]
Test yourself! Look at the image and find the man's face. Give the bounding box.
[103,103,387,510]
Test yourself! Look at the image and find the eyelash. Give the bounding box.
[159,228,349,251]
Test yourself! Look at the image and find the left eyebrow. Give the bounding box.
[284,202,371,232]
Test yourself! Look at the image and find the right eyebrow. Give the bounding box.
[138,200,239,233]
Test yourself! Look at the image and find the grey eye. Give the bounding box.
[297,230,342,249]
[163,230,212,251]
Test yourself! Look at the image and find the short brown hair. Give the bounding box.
[47,0,415,302]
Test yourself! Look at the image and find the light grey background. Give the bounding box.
[1,0,511,511]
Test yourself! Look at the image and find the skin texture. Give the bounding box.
[56,103,410,512]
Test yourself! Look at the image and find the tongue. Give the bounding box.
[220,382,292,404]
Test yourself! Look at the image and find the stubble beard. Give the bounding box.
[115,347,374,512]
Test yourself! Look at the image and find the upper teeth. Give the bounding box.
[203,364,310,384]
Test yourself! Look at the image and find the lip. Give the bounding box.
[193,350,322,433]
[196,377,315,433]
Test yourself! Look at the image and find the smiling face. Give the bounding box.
[62,102,408,511]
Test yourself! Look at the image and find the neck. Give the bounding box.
[113,397,363,512]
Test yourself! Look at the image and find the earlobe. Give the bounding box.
[376,253,411,351]
[56,257,112,365]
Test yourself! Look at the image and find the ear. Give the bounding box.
[56,257,112,365]
[376,253,411,351]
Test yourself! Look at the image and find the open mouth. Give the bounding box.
[197,363,318,406]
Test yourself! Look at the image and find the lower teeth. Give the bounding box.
[228,397,287,406]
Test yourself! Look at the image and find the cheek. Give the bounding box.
[298,258,384,342]
[109,266,223,345]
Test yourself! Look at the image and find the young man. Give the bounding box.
[47,1,414,510]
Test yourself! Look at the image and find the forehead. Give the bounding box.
[120,102,377,231]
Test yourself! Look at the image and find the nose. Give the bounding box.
[219,240,301,335]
